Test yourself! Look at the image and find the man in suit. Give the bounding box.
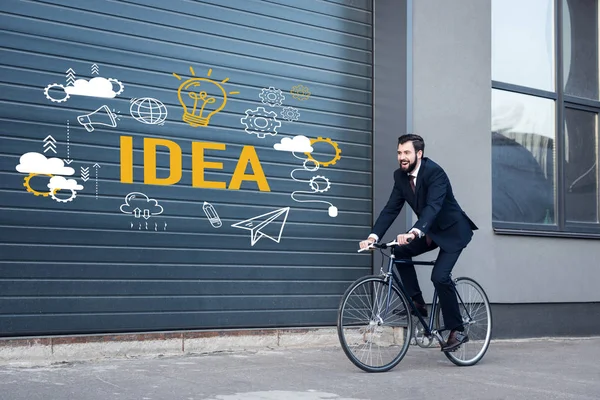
[359,134,478,352]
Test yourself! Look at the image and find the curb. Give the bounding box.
[0,327,340,367]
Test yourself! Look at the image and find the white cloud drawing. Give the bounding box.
[16,152,75,175]
[64,77,120,98]
[47,176,83,191]
[274,135,313,153]
[120,192,164,217]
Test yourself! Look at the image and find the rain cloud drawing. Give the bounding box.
[120,192,164,220]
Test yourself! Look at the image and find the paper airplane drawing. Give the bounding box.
[231,207,290,246]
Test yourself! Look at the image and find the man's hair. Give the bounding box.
[398,134,425,154]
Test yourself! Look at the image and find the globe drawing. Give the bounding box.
[130,97,168,125]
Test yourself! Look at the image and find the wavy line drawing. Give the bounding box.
[290,156,338,218]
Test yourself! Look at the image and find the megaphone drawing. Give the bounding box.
[77,105,118,132]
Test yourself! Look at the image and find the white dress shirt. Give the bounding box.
[368,161,423,242]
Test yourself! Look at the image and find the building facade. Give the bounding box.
[0,0,598,339]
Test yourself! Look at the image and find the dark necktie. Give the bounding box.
[409,174,432,246]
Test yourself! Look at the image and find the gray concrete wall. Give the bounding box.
[374,0,600,306]
[410,0,600,304]
[372,0,412,270]
[409,0,497,302]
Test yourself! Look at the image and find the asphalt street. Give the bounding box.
[0,337,599,400]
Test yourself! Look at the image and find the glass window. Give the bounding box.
[563,0,599,100]
[492,0,555,91]
[492,90,556,224]
[564,108,599,223]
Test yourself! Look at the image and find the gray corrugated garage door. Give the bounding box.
[0,0,373,336]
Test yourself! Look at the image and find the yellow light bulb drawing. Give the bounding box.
[173,66,240,127]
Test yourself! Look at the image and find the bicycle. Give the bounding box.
[337,239,492,372]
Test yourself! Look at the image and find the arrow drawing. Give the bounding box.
[64,120,72,164]
[93,163,101,199]
[91,64,99,75]
[80,166,89,182]
[231,207,290,246]
[66,68,76,86]
[43,135,57,154]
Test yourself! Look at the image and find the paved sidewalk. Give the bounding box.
[0,337,599,400]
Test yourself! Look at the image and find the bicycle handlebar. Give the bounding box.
[357,238,411,253]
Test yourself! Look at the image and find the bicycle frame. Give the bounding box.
[378,246,458,345]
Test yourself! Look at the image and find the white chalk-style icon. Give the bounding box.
[202,201,222,228]
[47,176,84,203]
[273,135,313,153]
[130,97,168,125]
[16,152,75,176]
[281,106,300,122]
[15,152,81,201]
[232,207,290,246]
[77,105,119,132]
[42,135,57,154]
[259,86,285,107]
[240,107,282,138]
[291,159,338,218]
[44,74,125,103]
[273,136,338,217]
[120,192,164,220]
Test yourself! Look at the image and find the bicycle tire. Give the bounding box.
[337,275,413,372]
[434,277,492,366]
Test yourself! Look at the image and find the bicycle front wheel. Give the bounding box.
[434,277,492,366]
[337,275,413,372]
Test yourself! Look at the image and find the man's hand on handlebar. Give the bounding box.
[396,232,416,245]
[359,238,376,250]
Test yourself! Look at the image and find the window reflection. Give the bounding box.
[564,108,599,223]
[492,0,555,91]
[492,90,556,224]
[563,0,599,100]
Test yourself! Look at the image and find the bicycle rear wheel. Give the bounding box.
[337,275,413,372]
[434,277,492,366]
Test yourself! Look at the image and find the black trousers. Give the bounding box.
[394,236,464,332]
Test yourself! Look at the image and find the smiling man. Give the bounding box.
[359,133,478,352]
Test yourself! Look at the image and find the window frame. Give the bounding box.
[492,0,600,239]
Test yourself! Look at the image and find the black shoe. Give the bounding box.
[441,329,469,352]
[393,302,428,318]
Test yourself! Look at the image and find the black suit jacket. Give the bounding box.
[372,158,478,253]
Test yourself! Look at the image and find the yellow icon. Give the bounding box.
[304,137,341,167]
[290,84,311,101]
[173,66,240,127]
[23,173,53,196]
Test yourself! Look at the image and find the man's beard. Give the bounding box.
[400,158,418,173]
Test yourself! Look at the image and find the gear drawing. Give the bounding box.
[290,84,311,101]
[240,107,282,138]
[23,173,53,197]
[281,106,300,122]
[108,78,125,96]
[43,83,70,103]
[304,137,342,167]
[50,188,77,203]
[309,175,331,193]
[303,158,319,172]
[259,86,285,107]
